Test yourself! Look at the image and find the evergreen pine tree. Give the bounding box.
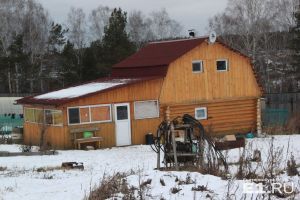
[290,2,300,86]
[82,44,99,81]
[8,34,29,93]
[61,41,80,86]
[101,8,136,74]
[47,22,68,54]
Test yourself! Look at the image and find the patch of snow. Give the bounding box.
[0,135,300,200]
[34,79,134,100]
[0,144,22,152]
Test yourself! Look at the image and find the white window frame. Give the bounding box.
[134,100,160,120]
[67,104,112,126]
[192,60,203,73]
[195,107,207,120]
[44,109,63,127]
[216,59,228,72]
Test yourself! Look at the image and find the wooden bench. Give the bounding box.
[69,127,103,150]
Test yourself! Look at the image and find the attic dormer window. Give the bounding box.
[192,60,203,73]
[216,59,228,71]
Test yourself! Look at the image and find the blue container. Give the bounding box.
[246,132,254,139]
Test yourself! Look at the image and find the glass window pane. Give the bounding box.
[24,108,34,122]
[196,109,205,118]
[34,109,44,123]
[45,110,53,124]
[80,107,90,123]
[68,108,80,124]
[134,100,159,119]
[195,107,207,120]
[217,60,227,71]
[192,62,201,72]
[53,111,63,125]
[91,106,111,122]
[116,106,128,120]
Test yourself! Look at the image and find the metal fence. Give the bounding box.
[262,108,289,126]
[262,92,300,126]
[0,114,24,134]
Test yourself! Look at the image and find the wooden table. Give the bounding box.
[75,137,103,150]
[70,127,103,149]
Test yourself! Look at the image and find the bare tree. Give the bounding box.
[209,0,276,58]
[0,0,26,93]
[0,0,50,93]
[271,0,298,30]
[67,7,87,80]
[127,10,154,48]
[22,0,50,93]
[208,0,298,93]
[89,5,111,41]
[67,7,86,49]
[209,0,296,56]
[149,8,183,40]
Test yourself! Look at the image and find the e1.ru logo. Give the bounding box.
[243,180,294,195]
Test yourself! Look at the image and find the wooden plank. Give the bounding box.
[159,41,261,105]
[169,99,256,110]
[75,137,103,142]
[168,98,256,108]
[70,127,100,133]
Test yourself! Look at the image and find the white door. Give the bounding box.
[114,103,131,146]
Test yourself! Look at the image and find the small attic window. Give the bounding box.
[192,60,203,73]
[216,59,228,71]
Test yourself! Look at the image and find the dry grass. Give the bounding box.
[35,166,63,172]
[85,172,135,200]
[0,166,7,171]
[264,112,300,135]
[286,112,300,134]
[160,178,166,186]
[170,187,181,194]
[287,153,299,176]
[177,173,195,185]
[191,185,212,192]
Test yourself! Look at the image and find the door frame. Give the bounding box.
[114,103,132,146]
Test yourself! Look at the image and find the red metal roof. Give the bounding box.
[111,65,169,78]
[17,37,262,106]
[113,37,207,69]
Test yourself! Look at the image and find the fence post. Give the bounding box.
[257,98,263,136]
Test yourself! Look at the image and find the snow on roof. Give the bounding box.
[34,79,134,100]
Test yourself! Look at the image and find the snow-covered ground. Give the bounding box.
[0,135,300,200]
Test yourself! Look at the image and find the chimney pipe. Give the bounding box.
[188,29,195,38]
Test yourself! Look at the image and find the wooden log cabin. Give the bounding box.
[17,37,263,149]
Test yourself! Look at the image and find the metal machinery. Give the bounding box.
[151,114,228,170]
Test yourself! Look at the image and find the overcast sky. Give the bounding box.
[38,0,228,36]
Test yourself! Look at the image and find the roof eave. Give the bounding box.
[18,76,164,106]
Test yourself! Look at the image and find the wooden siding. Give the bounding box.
[159,42,261,105]
[166,98,258,136]
[23,78,164,149]
[131,118,162,144]
[22,41,263,149]
[64,78,164,107]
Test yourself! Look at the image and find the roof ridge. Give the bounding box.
[149,36,208,44]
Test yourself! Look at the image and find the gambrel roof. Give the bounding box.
[17,37,262,106]
[112,37,207,77]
